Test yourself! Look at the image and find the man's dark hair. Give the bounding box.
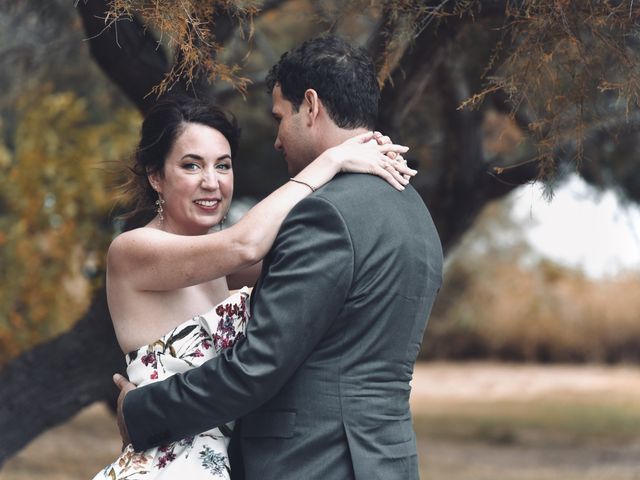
[266,34,380,130]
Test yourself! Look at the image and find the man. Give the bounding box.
[116,34,443,479]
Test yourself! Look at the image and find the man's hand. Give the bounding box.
[113,373,137,449]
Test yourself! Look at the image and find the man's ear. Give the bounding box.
[303,89,320,126]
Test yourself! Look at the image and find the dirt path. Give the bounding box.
[412,362,640,479]
[410,361,640,405]
[2,362,640,480]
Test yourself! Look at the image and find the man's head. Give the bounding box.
[266,35,380,174]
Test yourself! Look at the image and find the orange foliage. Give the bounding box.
[0,88,139,365]
[106,0,258,96]
[425,256,640,363]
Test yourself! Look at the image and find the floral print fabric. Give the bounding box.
[93,287,250,480]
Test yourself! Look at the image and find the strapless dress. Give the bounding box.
[92,287,250,480]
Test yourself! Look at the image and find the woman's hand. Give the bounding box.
[324,131,416,191]
[372,131,411,181]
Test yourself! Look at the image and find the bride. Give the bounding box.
[93,95,413,479]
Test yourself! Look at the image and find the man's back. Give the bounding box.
[239,174,443,479]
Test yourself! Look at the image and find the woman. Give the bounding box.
[93,96,413,479]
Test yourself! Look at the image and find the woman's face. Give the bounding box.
[149,122,234,235]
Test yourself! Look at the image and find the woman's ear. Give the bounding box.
[148,171,162,193]
[303,89,320,126]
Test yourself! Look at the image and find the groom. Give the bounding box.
[116,35,443,479]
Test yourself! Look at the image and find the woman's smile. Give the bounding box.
[149,123,234,235]
[193,198,221,210]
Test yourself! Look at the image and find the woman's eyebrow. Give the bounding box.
[180,153,232,161]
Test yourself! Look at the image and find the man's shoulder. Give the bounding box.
[312,174,434,233]
[314,173,423,208]
[317,173,395,198]
[321,172,381,190]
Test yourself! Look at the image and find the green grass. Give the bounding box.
[414,396,640,446]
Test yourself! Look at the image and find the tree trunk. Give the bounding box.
[0,288,124,464]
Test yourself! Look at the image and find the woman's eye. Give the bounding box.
[216,163,232,171]
[183,163,199,171]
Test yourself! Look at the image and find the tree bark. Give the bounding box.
[0,288,125,464]
[76,0,172,114]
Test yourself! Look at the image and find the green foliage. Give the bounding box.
[0,88,139,364]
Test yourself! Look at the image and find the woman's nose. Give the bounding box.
[201,169,220,190]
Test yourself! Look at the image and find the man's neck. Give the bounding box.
[317,126,371,152]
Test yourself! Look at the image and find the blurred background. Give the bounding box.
[1,1,640,479]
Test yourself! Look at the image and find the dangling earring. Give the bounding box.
[218,213,228,231]
[155,193,165,224]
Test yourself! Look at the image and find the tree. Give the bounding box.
[2,0,640,463]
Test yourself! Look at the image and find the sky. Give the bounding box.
[510,174,640,279]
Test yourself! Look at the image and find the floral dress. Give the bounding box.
[93,287,250,480]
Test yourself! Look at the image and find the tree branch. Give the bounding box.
[377,15,462,136]
[76,0,171,114]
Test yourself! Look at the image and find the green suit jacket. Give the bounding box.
[124,173,443,479]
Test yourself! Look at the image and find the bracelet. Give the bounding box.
[289,178,316,192]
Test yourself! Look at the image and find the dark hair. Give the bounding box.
[266,34,380,130]
[121,95,240,221]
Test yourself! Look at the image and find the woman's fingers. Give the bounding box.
[380,157,410,186]
[375,165,405,191]
[346,131,377,144]
[388,164,410,186]
[373,143,416,178]
[395,154,413,180]
[377,143,409,155]
[397,162,417,177]
[333,137,416,190]
[379,154,416,177]
[377,155,411,186]
[373,132,392,145]
[346,131,396,147]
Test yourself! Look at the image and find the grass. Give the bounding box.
[414,395,640,447]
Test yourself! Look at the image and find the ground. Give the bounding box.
[2,362,640,479]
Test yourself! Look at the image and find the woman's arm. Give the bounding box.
[108,132,414,292]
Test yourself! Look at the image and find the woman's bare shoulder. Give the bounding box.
[107,227,161,267]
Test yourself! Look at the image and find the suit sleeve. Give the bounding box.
[123,194,354,450]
